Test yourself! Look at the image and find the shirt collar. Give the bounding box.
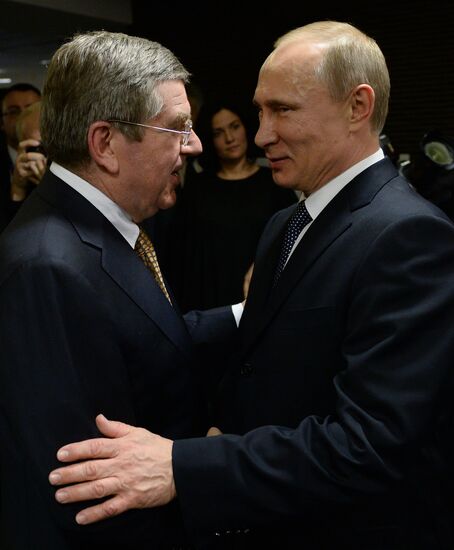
[50,162,139,248]
[304,149,385,220]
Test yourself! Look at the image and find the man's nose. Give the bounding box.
[185,130,203,156]
[255,117,277,149]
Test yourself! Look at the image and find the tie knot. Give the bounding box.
[135,227,152,253]
[290,200,312,228]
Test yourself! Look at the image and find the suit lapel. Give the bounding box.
[37,173,193,356]
[240,158,398,352]
[240,195,352,349]
[269,195,352,307]
[241,206,291,322]
[100,231,193,356]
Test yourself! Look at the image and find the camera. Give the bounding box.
[25,144,46,155]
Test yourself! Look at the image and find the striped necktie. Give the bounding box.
[135,227,172,304]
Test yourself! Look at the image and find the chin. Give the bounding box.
[271,172,290,188]
[158,191,177,210]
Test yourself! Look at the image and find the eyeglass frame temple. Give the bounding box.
[107,119,192,146]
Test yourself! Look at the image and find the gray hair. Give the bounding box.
[274,21,390,134]
[41,30,190,167]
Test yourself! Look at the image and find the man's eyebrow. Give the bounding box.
[253,98,280,109]
[262,99,286,108]
[175,112,191,124]
[165,112,190,129]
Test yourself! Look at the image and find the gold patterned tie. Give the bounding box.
[135,227,172,304]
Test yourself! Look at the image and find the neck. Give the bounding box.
[217,157,259,180]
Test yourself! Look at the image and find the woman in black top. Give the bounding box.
[154,99,297,313]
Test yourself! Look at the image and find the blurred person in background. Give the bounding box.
[0,82,41,231]
[10,101,47,203]
[162,99,297,312]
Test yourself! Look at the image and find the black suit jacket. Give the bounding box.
[0,137,14,232]
[0,138,31,233]
[173,158,454,549]
[0,171,235,549]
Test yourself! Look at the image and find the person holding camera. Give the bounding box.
[0,82,41,231]
[10,101,47,203]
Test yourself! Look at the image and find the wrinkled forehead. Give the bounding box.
[155,80,191,121]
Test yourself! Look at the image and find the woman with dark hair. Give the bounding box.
[168,100,297,312]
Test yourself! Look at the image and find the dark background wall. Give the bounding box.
[1,1,452,159]
[131,1,454,158]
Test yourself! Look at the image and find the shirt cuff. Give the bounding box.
[231,302,244,327]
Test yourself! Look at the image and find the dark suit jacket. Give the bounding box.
[0,137,14,232]
[0,171,235,549]
[173,158,454,549]
[0,138,31,233]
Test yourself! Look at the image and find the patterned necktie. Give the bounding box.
[274,200,312,284]
[135,227,172,304]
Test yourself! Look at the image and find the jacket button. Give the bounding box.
[240,363,253,376]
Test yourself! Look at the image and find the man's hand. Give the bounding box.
[207,426,222,436]
[48,414,176,525]
[11,138,47,200]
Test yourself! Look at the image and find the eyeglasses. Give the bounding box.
[2,107,22,118]
[108,119,193,147]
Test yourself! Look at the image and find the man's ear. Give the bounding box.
[349,84,374,131]
[87,121,119,173]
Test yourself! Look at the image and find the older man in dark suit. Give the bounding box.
[0,31,236,549]
[48,22,454,550]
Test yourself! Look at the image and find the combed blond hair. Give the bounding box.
[274,21,390,133]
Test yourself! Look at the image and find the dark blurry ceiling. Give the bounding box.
[0,0,132,90]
